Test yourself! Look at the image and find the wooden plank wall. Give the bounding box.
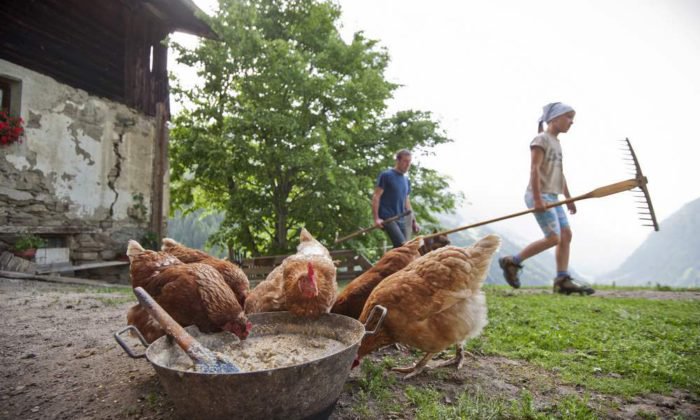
[242,250,373,288]
[0,0,170,116]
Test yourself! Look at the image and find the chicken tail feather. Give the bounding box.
[161,237,180,251]
[127,240,145,257]
[473,234,501,255]
[300,228,314,243]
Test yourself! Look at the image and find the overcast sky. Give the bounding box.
[176,0,700,278]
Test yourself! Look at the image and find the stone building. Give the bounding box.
[0,0,214,281]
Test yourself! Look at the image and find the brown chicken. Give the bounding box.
[126,240,251,343]
[161,238,250,307]
[418,231,451,255]
[354,234,500,379]
[331,240,421,319]
[245,229,337,318]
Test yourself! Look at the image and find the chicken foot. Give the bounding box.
[391,352,436,379]
[433,344,474,370]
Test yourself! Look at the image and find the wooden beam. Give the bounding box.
[150,102,168,242]
[0,226,97,234]
[36,261,129,274]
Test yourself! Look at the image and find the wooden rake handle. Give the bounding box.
[334,210,412,245]
[133,287,200,353]
[421,178,641,240]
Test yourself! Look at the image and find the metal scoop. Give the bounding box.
[133,287,240,374]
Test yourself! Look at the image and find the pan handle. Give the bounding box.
[114,325,148,359]
[362,305,387,336]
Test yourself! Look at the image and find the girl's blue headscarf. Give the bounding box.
[538,102,574,132]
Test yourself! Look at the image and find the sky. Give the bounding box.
[174,0,700,279]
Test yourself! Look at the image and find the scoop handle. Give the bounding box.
[133,287,200,357]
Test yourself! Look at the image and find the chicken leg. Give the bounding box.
[391,352,436,379]
[433,343,474,370]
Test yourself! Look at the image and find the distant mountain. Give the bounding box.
[437,213,575,287]
[606,197,700,287]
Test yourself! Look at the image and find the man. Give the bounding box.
[372,149,421,248]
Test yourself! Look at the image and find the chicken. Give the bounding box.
[245,228,337,318]
[418,231,451,255]
[331,240,421,319]
[354,234,500,379]
[126,240,251,343]
[161,238,250,307]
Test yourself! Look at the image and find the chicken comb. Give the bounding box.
[420,137,660,241]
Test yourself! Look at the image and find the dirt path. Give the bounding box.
[1,277,697,419]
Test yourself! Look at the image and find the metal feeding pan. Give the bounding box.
[115,307,386,420]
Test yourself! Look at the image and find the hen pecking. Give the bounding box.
[161,238,250,307]
[245,229,337,318]
[126,240,251,343]
[355,234,500,379]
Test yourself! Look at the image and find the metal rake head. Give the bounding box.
[619,138,659,231]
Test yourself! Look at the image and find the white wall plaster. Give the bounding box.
[0,59,159,221]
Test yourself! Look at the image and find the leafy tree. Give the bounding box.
[170,0,460,256]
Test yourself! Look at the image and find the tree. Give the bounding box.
[170,0,460,256]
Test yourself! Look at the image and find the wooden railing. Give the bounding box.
[241,249,372,289]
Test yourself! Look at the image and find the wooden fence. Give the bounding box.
[241,249,372,289]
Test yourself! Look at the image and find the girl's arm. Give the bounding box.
[530,147,546,212]
[563,176,577,214]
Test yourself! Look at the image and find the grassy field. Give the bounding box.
[472,287,700,396]
[345,286,700,419]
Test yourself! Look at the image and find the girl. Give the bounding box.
[499,102,594,295]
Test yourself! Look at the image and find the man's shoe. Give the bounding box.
[498,256,522,289]
[553,275,595,296]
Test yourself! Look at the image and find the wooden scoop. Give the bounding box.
[133,287,240,374]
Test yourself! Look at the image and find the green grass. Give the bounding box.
[352,358,402,414]
[594,284,700,292]
[467,288,700,396]
[95,296,135,306]
[405,386,599,420]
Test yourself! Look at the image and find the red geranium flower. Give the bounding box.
[0,110,25,146]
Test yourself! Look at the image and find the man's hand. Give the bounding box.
[412,218,421,233]
[374,217,384,228]
[566,201,577,215]
[533,197,547,213]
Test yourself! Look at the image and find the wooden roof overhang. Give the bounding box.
[0,0,216,116]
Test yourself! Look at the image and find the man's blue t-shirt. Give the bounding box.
[376,168,411,219]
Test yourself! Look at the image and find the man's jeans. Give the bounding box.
[383,219,407,248]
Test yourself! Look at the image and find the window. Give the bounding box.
[0,76,22,116]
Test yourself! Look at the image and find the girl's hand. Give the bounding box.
[567,202,577,215]
[534,198,547,212]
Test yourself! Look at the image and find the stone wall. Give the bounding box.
[0,59,168,282]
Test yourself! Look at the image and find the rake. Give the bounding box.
[334,210,412,245]
[420,137,659,241]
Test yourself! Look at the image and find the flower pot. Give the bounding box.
[13,248,37,260]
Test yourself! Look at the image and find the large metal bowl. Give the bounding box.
[115,307,385,420]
